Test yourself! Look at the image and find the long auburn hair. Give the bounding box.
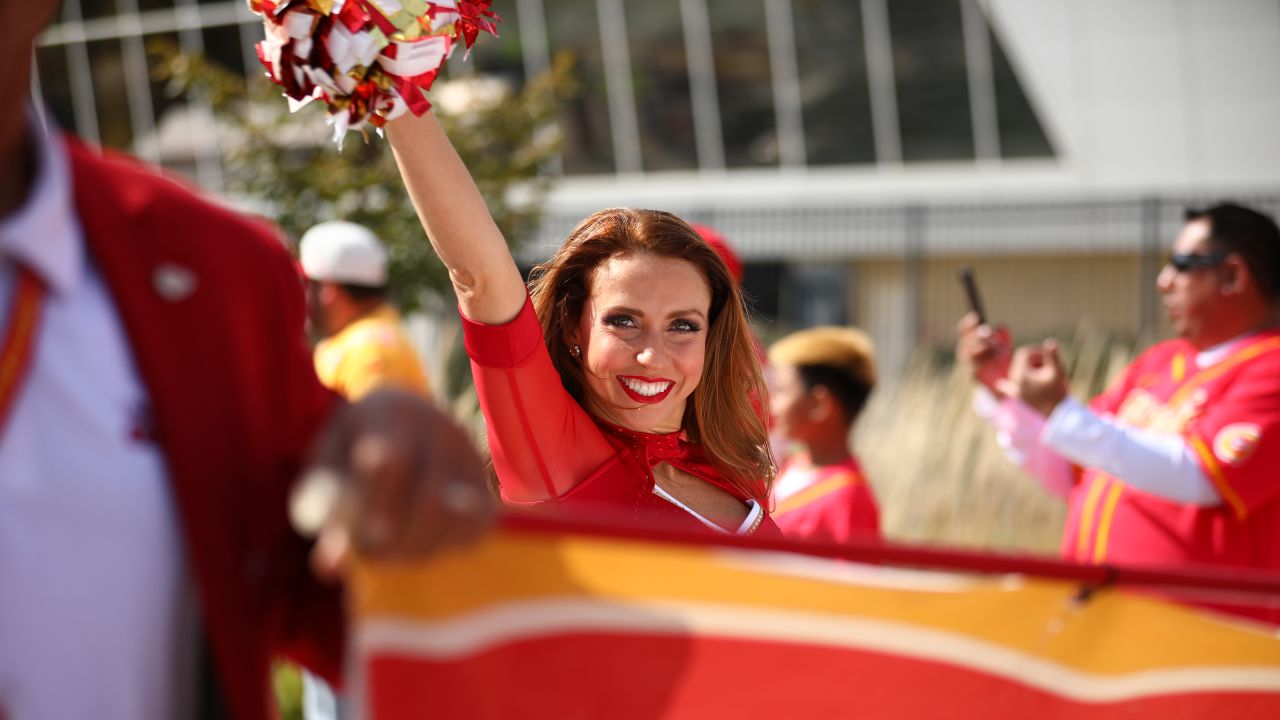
[528,208,774,502]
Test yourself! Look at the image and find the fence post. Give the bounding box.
[904,204,927,352]
[1138,197,1162,345]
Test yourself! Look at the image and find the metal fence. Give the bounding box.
[524,193,1280,378]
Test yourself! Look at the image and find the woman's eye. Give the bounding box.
[670,319,702,333]
[603,314,637,329]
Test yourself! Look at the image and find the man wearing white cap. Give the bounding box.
[300,221,431,401]
[298,221,434,719]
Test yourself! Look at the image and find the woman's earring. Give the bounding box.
[570,344,582,358]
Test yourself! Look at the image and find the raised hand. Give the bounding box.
[996,340,1070,417]
[956,311,1013,394]
[296,388,497,580]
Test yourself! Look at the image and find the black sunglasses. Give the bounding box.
[1167,252,1229,273]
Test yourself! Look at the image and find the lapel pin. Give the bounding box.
[153,263,198,301]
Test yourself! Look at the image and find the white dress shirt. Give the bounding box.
[0,121,186,718]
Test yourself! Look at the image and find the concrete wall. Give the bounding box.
[984,0,1280,192]
[851,253,1171,381]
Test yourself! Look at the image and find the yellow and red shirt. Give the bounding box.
[314,303,431,401]
[1064,330,1280,573]
[771,455,880,543]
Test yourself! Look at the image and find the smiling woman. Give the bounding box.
[387,113,779,537]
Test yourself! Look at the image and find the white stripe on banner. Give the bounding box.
[356,597,1280,703]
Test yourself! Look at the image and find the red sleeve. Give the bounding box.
[461,296,615,502]
[1183,349,1280,520]
[260,231,347,684]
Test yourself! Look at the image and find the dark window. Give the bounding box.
[77,0,119,20]
[782,263,848,328]
[469,0,526,86]
[35,46,75,134]
[990,27,1054,158]
[143,32,188,170]
[792,0,875,165]
[545,0,615,174]
[202,25,246,76]
[741,261,784,323]
[88,39,134,150]
[888,0,974,162]
[625,0,698,171]
[707,0,778,168]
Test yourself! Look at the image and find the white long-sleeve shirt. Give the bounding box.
[972,338,1253,506]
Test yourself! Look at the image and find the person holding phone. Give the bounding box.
[956,204,1280,618]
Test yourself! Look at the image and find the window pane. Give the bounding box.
[792,0,875,165]
[624,0,696,171]
[137,0,171,14]
[88,39,134,150]
[78,0,119,21]
[142,32,191,170]
[545,0,615,174]
[783,263,848,328]
[707,0,777,168]
[990,27,1054,158]
[471,0,525,85]
[35,45,76,134]
[888,0,974,162]
[201,24,246,75]
[741,261,784,323]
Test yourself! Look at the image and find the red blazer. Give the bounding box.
[68,138,345,719]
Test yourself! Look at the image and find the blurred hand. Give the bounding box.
[996,340,1070,417]
[294,388,497,581]
[955,312,1013,394]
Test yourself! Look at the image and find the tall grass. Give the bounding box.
[856,323,1136,555]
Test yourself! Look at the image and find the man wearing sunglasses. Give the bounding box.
[958,203,1280,620]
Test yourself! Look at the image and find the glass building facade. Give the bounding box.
[33,0,1056,191]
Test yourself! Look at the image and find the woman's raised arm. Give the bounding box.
[386,110,527,324]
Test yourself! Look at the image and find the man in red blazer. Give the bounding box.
[0,2,494,718]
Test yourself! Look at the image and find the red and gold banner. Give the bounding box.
[349,517,1280,719]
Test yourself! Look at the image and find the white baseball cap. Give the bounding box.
[299,221,388,286]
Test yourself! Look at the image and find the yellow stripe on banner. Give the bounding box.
[1074,476,1109,562]
[1190,435,1249,520]
[774,471,859,516]
[350,529,1280,677]
[1091,483,1124,564]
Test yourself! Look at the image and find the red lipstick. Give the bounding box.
[616,375,675,404]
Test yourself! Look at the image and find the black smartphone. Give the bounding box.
[958,266,986,325]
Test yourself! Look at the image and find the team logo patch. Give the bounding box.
[1213,423,1261,467]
